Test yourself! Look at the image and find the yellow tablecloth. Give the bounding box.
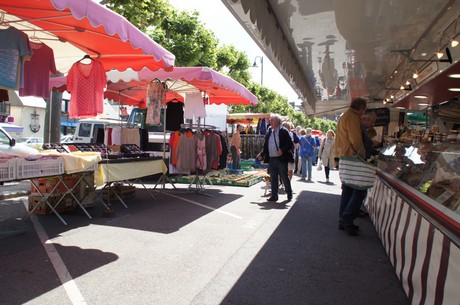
[95,159,167,186]
[41,151,102,174]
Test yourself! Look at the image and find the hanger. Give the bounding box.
[0,12,10,29]
[77,54,93,63]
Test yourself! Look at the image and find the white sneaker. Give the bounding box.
[326,178,329,183]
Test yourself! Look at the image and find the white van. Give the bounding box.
[73,118,126,143]
[73,118,169,157]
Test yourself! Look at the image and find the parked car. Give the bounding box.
[60,134,74,143]
[0,127,39,156]
[16,136,44,149]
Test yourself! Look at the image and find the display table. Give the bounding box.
[27,152,102,225]
[365,143,460,305]
[95,157,167,207]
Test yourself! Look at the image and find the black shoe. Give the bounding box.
[287,193,293,201]
[267,195,278,202]
[338,223,360,231]
[344,226,358,236]
[358,210,368,217]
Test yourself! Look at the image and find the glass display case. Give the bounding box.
[377,142,460,214]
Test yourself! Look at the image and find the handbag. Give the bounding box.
[317,162,322,171]
[339,147,376,190]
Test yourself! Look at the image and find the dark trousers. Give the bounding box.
[268,157,292,196]
[230,146,240,169]
[339,184,367,224]
[294,147,299,172]
[324,166,330,179]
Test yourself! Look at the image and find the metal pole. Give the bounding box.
[260,56,264,85]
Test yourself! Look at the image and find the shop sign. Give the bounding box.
[369,107,390,126]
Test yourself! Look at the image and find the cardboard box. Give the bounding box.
[30,177,61,195]
[28,194,75,215]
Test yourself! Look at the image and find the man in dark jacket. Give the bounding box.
[257,113,294,202]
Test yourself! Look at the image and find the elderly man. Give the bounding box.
[257,114,294,202]
[334,97,368,236]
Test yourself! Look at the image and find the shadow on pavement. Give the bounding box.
[0,242,118,305]
[220,190,409,305]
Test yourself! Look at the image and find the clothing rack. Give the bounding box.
[178,122,218,197]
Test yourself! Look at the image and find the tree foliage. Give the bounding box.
[103,0,337,133]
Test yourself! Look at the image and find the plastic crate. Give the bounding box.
[17,157,65,179]
[0,159,16,182]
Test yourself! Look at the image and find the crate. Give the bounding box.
[102,185,136,201]
[30,176,61,195]
[0,159,16,182]
[17,157,64,179]
[28,194,75,215]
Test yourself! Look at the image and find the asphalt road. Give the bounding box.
[0,170,409,305]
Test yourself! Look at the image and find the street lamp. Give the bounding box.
[252,56,264,85]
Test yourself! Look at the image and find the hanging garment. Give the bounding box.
[19,42,56,98]
[146,82,162,125]
[166,100,184,131]
[0,27,31,90]
[196,132,207,171]
[184,92,206,120]
[177,131,197,172]
[218,133,229,169]
[66,59,106,118]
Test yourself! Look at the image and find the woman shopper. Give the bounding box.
[299,128,316,181]
[318,130,335,183]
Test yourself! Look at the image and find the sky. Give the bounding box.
[168,0,299,104]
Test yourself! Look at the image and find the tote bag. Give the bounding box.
[339,150,376,190]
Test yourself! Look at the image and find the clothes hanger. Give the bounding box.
[0,12,10,30]
[77,54,93,63]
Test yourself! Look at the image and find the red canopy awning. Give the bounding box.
[0,0,175,72]
[50,67,258,106]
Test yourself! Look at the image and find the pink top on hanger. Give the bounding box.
[67,59,107,118]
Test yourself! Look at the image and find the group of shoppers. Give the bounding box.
[236,98,378,238]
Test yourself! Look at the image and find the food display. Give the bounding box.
[378,142,460,213]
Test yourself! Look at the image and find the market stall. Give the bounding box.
[364,100,460,305]
[0,0,177,224]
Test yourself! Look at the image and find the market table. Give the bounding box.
[27,152,102,225]
[95,157,167,207]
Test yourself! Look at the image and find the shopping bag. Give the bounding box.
[316,162,322,171]
[339,155,376,190]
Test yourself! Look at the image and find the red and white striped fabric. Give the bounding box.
[365,178,460,305]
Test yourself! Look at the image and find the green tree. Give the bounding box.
[102,0,338,131]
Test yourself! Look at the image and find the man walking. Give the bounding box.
[257,114,294,202]
[334,97,368,236]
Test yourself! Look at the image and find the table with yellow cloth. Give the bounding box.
[95,158,167,187]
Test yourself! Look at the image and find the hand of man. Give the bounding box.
[277,148,283,156]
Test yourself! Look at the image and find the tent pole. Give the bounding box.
[154,84,176,191]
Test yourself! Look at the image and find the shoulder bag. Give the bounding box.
[339,147,376,190]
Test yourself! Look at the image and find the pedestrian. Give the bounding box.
[313,134,321,166]
[299,127,316,181]
[334,97,368,236]
[283,122,296,180]
[294,125,301,174]
[318,130,335,183]
[230,124,242,169]
[358,111,380,216]
[257,113,293,202]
